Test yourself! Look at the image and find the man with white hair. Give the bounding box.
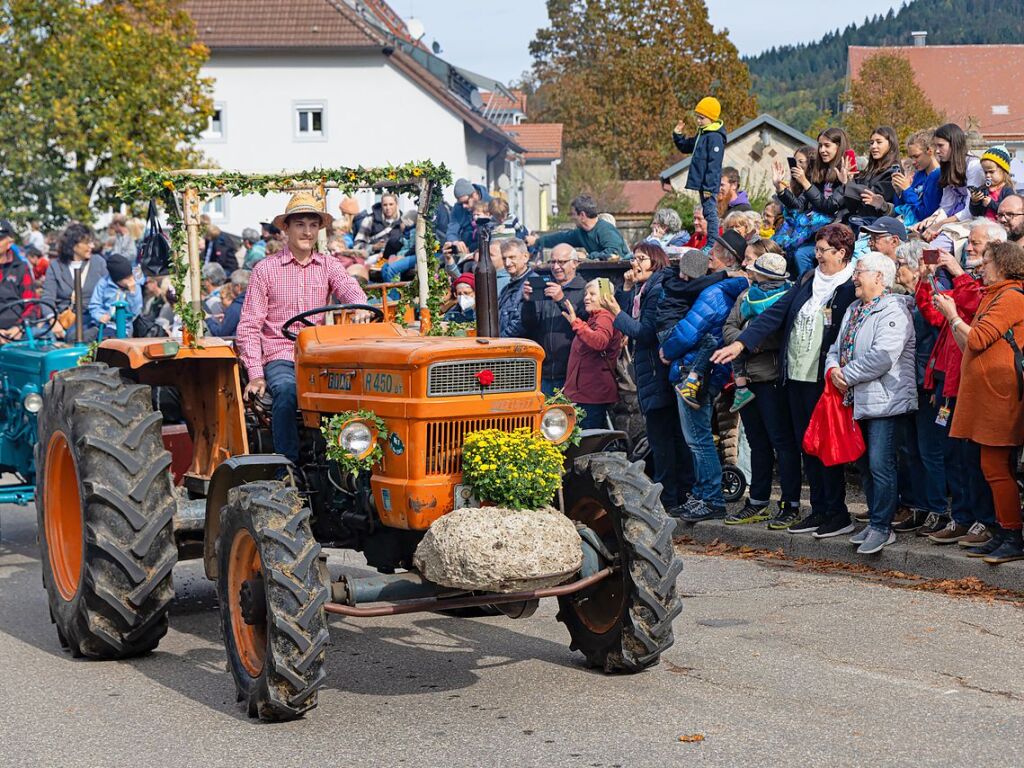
[207,269,250,337]
[520,242,588,395]
[964,217,1008,270]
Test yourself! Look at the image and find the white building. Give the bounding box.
[186,0,524,235]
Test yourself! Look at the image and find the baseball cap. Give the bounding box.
[861,216,907,242]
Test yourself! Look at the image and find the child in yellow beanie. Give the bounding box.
[673,96,726,243]
[970,145,1014,221]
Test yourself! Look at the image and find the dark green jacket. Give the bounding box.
[537,219,629,260]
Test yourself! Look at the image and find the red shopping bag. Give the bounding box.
[801,375,866,466]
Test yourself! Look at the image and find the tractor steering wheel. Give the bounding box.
[281,304,385,340]
[0,298,60,342]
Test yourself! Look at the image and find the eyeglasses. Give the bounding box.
[852,268,879,276]
[997,212,1024,220]
[814,246,837,256]
[550,259,573,266]
[867,233,893,242]
[633,254,652,263]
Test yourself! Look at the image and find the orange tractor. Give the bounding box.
[35,168,683,721]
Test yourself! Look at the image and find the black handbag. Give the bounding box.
[137,199,172,277]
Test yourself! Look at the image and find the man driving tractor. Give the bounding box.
[236,192,368,463]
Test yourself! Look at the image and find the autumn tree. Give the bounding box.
[530,0,757,180]
[557,148,628,215]
[0,0,213,227]
[842,52,944,150]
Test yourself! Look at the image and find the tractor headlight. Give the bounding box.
[23,392,43,414]
[338,421,376,460]
[540,405,575,445]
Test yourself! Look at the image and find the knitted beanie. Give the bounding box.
[982,145,1012,174]
[694,97,721,122]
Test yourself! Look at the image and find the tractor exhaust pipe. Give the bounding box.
[73,265,84,345]
[474,227,499,338]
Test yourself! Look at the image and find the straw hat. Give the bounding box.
[272,191,334,230]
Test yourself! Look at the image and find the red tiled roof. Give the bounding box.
[185,0,380,49]
[482,90,528,114]
[616,181,665,215]
[501,123,562,160]
[848,45,1024,141]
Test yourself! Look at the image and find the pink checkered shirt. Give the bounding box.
[236,247,368,380]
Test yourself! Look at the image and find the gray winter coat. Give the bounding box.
[825,293,916,420]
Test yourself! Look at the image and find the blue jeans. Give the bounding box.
[644,403,693,509]
[381,254,416,283]
[909,387,948,515]
[794,244,817,277]
[741,381,802,505]
[942,396,996,527]
[541,377,564,398]
[264,359,299,464]
[689,333,718,379]
[677,384,724,508]
[701,194,719,250]
[579,403,610,430]
[857,415,901,532]
[787,379,847,518]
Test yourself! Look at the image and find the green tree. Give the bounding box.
[842,52,944,149]
[0,0,213,227]
[530,0,757,180]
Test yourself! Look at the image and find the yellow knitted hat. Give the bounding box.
[694,97,721,121]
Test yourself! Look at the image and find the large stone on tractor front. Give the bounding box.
[413,506,583,593]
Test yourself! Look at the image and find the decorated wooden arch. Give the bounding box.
[116,161,453,343]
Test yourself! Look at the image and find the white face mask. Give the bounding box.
[458,295,475,311]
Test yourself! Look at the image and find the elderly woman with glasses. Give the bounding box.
[713,223,858,534]
[825,252,916,554]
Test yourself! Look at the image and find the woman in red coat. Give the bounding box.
[561,279,623,429]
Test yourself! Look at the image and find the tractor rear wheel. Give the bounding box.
[216,481,329,721]
[35,363,177,658]
[558,453,683,672]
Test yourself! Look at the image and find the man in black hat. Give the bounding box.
[0,219,35,342]
[861,216,907,262]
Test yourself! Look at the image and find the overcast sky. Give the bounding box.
[391,0,902,85]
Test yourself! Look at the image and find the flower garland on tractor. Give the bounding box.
[116,162,453,344]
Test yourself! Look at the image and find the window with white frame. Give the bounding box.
[294,102,326,140]
[202,194,226,220]
[203,103,225,140]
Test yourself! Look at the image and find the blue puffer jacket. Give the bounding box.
[661,276,748,383]
[612,268,674,412]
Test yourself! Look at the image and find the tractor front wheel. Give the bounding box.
[35,363,177,658]
[558,453,683,672]
[216,481,329,721]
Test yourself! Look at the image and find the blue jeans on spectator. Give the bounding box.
[579,403,610,430]
[541,377,564,398]
[933,373,995,526]
[794,244,817,277]
[265,359,299,464]
[787,379,847,518]
[701,194,719,250]
[910,387,949,515]
[644,403,694,509]
[741,381,802,505]
[689,333,718,379]
[381,254,416,283]
[857,415,902,532]
[677,382,724,509]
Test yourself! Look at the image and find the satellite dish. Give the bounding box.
[432,40,443,54]
[406,17,425,42]
[497,173,511,191]
[469,89,483,110]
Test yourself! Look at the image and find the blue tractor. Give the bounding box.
[0,298,90,506]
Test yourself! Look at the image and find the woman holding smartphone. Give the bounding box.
[847,126,901,226]
[915,123,986,237]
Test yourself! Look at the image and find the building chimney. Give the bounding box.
[911,30,927,46]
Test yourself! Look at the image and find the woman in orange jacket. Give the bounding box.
[936,240,1024,563]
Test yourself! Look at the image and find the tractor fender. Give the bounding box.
[202,454,293,579]
[562,429,629,463]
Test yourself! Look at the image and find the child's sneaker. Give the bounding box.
[675,378,702,409]
[729,386,755,413]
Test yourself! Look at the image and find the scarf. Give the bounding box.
[801,263,854,318]
[740,280,791,319]
[839,294,886,367]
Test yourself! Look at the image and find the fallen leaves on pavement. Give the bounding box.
[678,733,705,743]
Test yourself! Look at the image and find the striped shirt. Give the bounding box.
[236,247,367,380]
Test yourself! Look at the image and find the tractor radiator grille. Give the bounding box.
[427,358,536,397]
[424,415,535,475]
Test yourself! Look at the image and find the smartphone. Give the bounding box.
[888,164,902,175]
[527,275,549,297]
[844,149,858,174]
[597,277,615,303]
[923,249,940,265]
[786,157,798,170]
